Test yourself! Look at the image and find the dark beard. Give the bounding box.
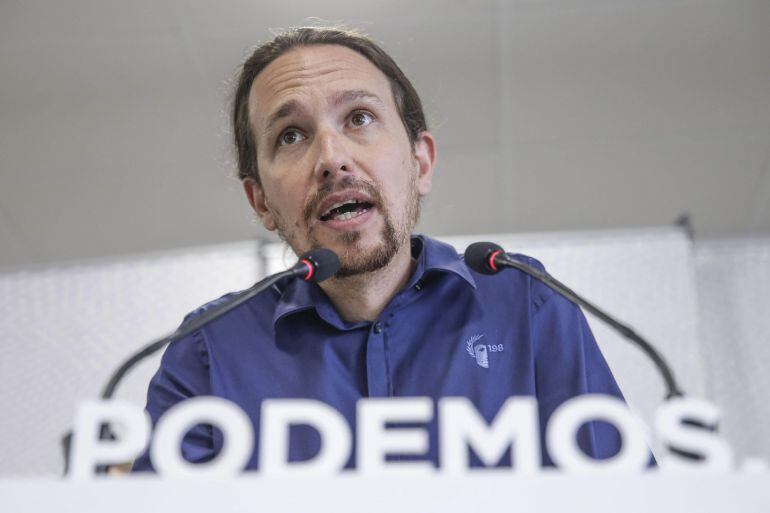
[271,172,420,279]
[331,217,399,278]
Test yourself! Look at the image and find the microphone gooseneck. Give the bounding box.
[101,248,340,400]
[62,248,340,474]
[464,241,683,399]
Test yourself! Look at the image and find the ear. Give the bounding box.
[242,178,277,231]
[412,131,437,196]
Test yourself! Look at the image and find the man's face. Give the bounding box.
[243,44,435,277]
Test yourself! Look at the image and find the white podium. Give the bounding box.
[2,473,768,513]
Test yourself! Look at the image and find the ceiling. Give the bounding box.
[1,0,769,269]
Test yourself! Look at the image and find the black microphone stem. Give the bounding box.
[62,248,339,475]
[499,258,684,399]
[101,267,297,400]
[61,268,297,475]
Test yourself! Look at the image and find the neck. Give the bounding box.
[319,242,415,323]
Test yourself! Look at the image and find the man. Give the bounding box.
[132,26,624,471]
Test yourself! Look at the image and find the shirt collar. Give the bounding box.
[272,234,476,328]
[408,234,477,289]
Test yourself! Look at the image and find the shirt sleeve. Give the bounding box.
[130,329,214,472]
[531,289,626,466]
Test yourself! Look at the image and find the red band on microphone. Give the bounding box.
[488,250,503,272]
[301,260,314,281]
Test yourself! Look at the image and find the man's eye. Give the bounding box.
[278,129,306,147]
[350,111,374,127]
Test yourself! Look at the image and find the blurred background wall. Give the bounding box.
[0,0,768,476]
[1,0,769,268]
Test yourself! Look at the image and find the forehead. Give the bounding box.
[248,44,396,129]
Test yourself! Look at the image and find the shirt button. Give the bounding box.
[373,322,383,334]
[414,282,422,291]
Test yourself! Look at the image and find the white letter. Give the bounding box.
[654,397,733,472]
[151,397,253,479]
[260,399,351,476]
[547,395,649,473]
[439,397,540,474]
[357,397,434,475]
[69,400,150,479]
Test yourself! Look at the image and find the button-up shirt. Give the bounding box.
[132,235,624,471]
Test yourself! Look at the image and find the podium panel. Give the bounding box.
[2,474,768,513]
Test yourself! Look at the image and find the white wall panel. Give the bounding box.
[696,236,770,462]
[0,242,259,476]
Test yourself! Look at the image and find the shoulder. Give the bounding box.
[181,290,246,323]
[505,253,557,313]
[177,274,293,332]
[163,275,291,363]
[182,275,289,322]
[464,250,557,314]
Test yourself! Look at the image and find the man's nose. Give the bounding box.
[312,128,353,181]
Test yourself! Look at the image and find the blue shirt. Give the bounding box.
[133,235,624,471]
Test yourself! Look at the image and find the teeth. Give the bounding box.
[321,199,362,217]
[332,207,370,221]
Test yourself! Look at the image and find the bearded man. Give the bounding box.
[132,26,625,471]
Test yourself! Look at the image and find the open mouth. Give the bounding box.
[318,199,375,222]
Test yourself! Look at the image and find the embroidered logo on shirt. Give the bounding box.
[465,334,505,368]
[466,334,487,368]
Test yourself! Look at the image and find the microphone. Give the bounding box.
[464,242,683,399]
[465,241,508,275]
[62,248,340,474]
[296,248,340,283]
[101,248,339,400]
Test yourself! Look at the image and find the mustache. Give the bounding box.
[302,176,382,223]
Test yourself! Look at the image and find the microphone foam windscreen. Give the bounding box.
[301,248,341,282]
[464,242,505,275]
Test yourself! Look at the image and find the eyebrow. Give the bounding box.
[263,90,386,136]
[264,100,302,136]
[330,89,386,108]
